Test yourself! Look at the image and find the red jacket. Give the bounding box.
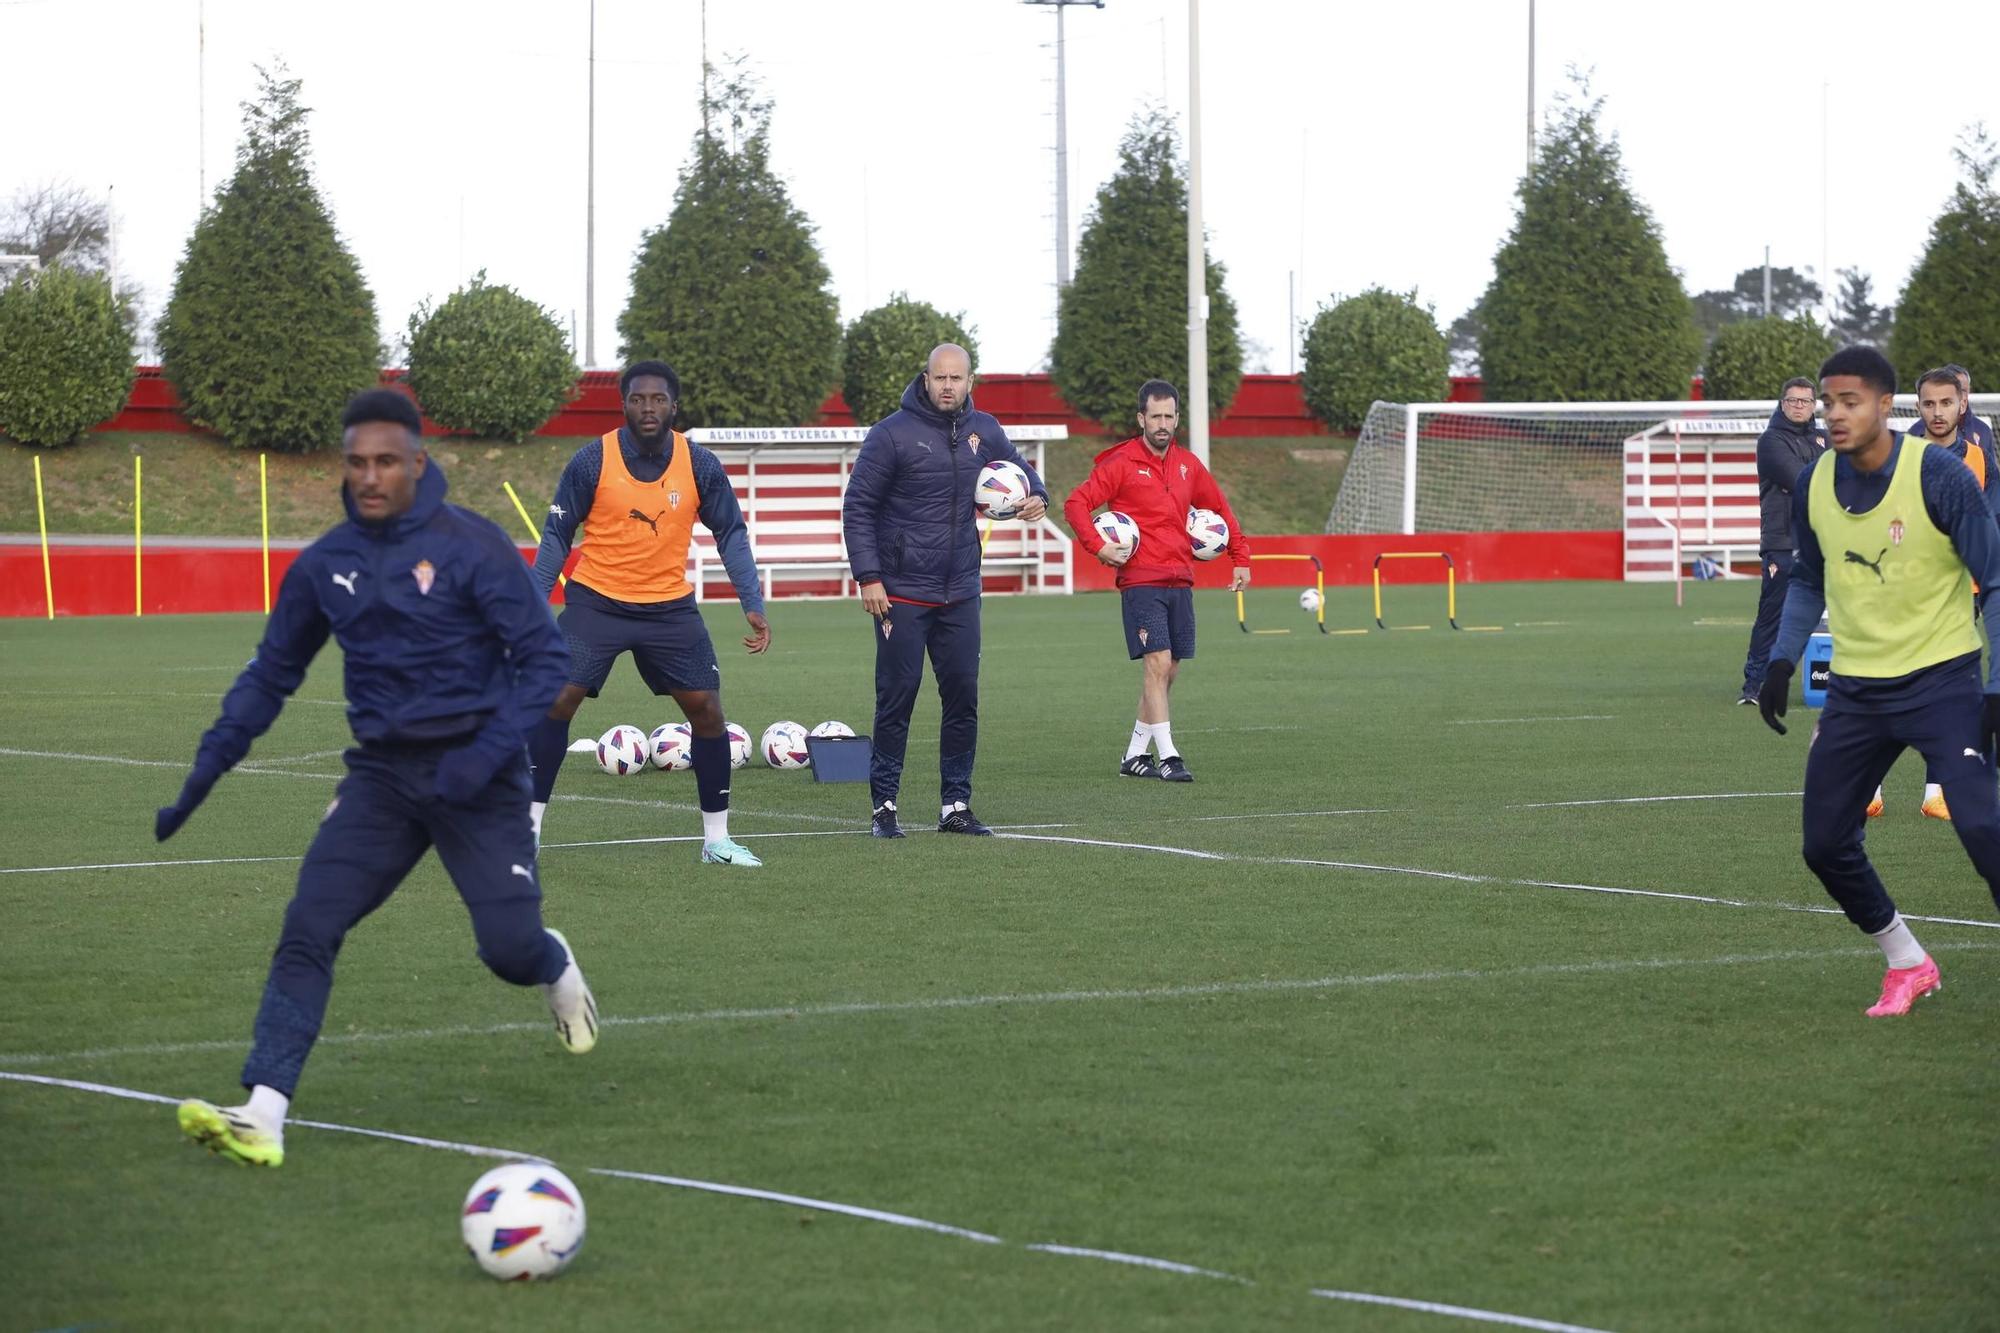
[1063,436,1251,588]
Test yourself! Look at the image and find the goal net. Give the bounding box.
[1326,395,2000,545]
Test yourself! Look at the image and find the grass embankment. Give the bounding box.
[1,432,1352,541]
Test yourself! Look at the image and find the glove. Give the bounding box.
[1984,692,2000,759]
[1757,658,1795,736]
[435,743,499,805]
[155,762,223,841]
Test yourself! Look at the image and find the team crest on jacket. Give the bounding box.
[412,559,436,595]
[1889,518,1905,547]
[668,489,682,511]
[966,433,981,453]
[1180,464,1188,480]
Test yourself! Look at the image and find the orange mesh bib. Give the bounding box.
[572,431,698,603]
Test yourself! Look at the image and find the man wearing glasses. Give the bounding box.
[1741,377,1827,706]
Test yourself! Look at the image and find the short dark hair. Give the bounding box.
[341,388,423,438]
[1917,367,1962,395]
[1137,379,1180,415]
[1818,345,1896,398]
[1942,362,1971,386]
[620,359,680,400]
[1780,377,1816,398]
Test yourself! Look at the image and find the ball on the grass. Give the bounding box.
[1299,588,1322,613]
[595,725,649,776]
[461,1161,586,1281]
[649,722,692,771]
[1186,507,1228,561]
[810,720,855,739]
[761,720,810,769]
[974,461,1030,518]
[725,722,752,769]
[1093,510,1140,555]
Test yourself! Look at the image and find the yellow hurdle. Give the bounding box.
[1235,552,1330,635]
[33,455,54,619]
[1371,551,1490,632]
[501,481,564,587]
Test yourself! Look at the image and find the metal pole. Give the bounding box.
[1287,269,1295,376]
[1526,0,1535,172]
[1762,245,1771,318]
[1055,2,1069,289]
[1820,80,1829,322]
[585,0,597,369]
[1187,0,1209,467]
[197,0,206,209]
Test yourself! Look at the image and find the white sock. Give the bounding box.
[1153,722,1178,759]
[1924,782,1944,802]
[246,1084,289,1133]
[701,809,729,844]
[1125,721,1154,761]
[529,801,547,839]
[942,800,966,820]
[1870,914,1928,970]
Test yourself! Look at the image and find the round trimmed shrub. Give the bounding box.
[1300,288,1448,430]
[1703,315,1835,402]
[0,265,135,447]
[406,274,577,442]
[841,295,979,425]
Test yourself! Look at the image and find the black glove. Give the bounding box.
[1983,691,2000,759]
[155,762,223,841]
[1758,658,1795,736]
[435,742,499,805]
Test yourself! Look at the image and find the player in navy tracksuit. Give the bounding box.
[841,343,1049,837]
[156,391,595,1167]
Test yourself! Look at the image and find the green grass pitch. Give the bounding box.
[3,581,1996,1331]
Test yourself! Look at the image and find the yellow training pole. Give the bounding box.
[259,453,271,614]
[979,517,995,554]
[134,454,143,617]
[33,455,54,619]
[501,481,564,587]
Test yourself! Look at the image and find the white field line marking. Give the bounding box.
[1313,1287,1613,1333]
[1447,715,1613,725]
[240,748,347,769]
[555,792,858,825]
[1186,808,1399,822]
[1,688,348,707]
[1183,724,1302,733]
[595,1167,1003,1243]
[1511,791,1800,809]
[1513,621,1569,627]
[0,747,334,781]
[1026,1242,1246,1281]
[998,832,2000,933]
[0,1070,1816,1333]
[9,944,1993,1070]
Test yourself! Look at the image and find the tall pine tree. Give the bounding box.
[1891,127,2000,388]
[618,62,839,428]
[1050,110,1242,432]
[158,65,378,451]
[1479,85,1701,402]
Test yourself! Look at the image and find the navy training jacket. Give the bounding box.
[841,375,1049,604]
[187,462,570,777]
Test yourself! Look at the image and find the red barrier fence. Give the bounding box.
[95,369,1508,440]
[0,530,1618,619]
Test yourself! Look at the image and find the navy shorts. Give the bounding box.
[1120,586,1196,660]
[557,593,720,696]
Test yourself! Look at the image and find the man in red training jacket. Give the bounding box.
[1064,378,1251,782]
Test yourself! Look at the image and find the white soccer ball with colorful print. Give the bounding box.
[762,720,811,769]
[1186,507,1228,561]
[974,461,1030,518]
[595,724,649,776]
[1093,510,1140,556]
[725,722,752,769]
[810,720,855,739]
[649,722,693,771]
[461,1161,586,1281]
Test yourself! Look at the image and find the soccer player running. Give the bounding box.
[1757,347,2000,1016]
[841,342,1050,837]
[525,360,770,867]
[159,390,595,1168]
[1063,379,1250,781]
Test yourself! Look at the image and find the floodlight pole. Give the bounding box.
[197,0,206,210]
[1187,0,1209,466]
[585,0,597,369]
[1023,0,1104,295]
[1525,0,1536,172]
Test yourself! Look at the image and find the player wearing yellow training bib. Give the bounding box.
[1757,346,2000,1017]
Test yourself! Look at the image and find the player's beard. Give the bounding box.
[631,421,670,451]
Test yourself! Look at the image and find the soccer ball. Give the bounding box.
[1299,588,1322,614]
[810,720,855,739]
[461,1161,586,1282]
[1093,510,1140,555]
[1186,507,1228,561]
[595,725,649,776]
[725,722,752,769]
[974,461,1030,519]
[762,720,811,769]
[649,722,693,771]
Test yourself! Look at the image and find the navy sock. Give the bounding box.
[529,715,570,803]
[691,732,730,813]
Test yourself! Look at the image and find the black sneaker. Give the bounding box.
[1157,755,1194,782]
[871,801,905,839]
[937,806,994,835]
[1119,755,1160,778]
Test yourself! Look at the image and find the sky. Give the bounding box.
[5,0,1997,379]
